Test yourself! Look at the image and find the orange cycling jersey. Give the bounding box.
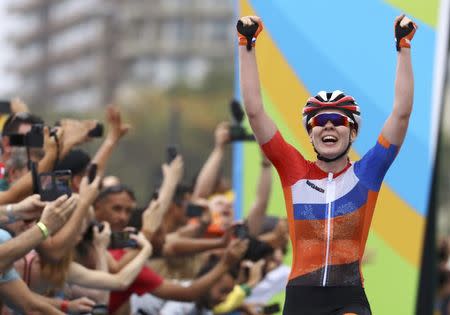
[261,131,398,287]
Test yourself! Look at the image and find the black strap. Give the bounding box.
[236,20,259,51]
[51,130,60,170]
[395,20,415,51]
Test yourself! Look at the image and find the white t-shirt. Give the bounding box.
[245,264,290,304]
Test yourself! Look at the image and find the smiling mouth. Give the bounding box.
[321,135,338,143]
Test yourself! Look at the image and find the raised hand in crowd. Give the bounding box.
[161,155,184,188]
[105,105,131,143]
[175,198,212,238]
[141,199,161,236]
[59,118,98,157]
[0,194,45,225]
[78,174,102,206]
[93,221,112,250]
[215,121,231,149]
[222,238,249,268]
[91,105,131,174]
[142,155,184,239]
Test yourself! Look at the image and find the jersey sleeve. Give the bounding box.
[354,134,399,191]
[261,130,308,186]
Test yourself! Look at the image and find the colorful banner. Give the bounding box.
[234,0,449,313]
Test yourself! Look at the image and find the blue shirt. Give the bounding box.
[0,228,20,283]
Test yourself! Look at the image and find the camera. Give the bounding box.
[88,123,104,138]
[87,163,98,184]
[233,223,249,239]
[53,120,104,138]
[166,145,178,163]
[9,124,44,148]
[109,231,138,249]
[0,100,11,114]
[85,220,105,241]
[233,224,274,261]
[37,170,72,201]
[186,203,205,218]
[229,99,255,142]
[262,303,281,314]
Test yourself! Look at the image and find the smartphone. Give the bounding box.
[87,163,97,184]
[263,303,281,314]
[186,204,204,218]
[166,145,178,163]
[88,123,104,138]
[109,231,138,249]
[0,101,11,114]
[233,224,249,239]
[38,170,72,201]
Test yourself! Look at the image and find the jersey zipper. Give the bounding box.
[322,172,335,286]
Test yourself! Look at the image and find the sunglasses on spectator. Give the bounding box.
[307,113,354,129]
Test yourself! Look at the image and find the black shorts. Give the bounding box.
[283,285,372,315]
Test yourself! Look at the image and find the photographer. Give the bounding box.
[1,112,44,173]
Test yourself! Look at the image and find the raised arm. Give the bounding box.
[91,105,130,174]
[246,152,272,236]
[141,156,183,239]
[381,15,417,146]
[238,16,277,144]
[192,122,230,199]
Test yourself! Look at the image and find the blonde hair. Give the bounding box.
[40,250,74,290]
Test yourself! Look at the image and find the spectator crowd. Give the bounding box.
[0,98,290,315]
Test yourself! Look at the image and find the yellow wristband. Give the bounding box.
[36,222,49,239]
